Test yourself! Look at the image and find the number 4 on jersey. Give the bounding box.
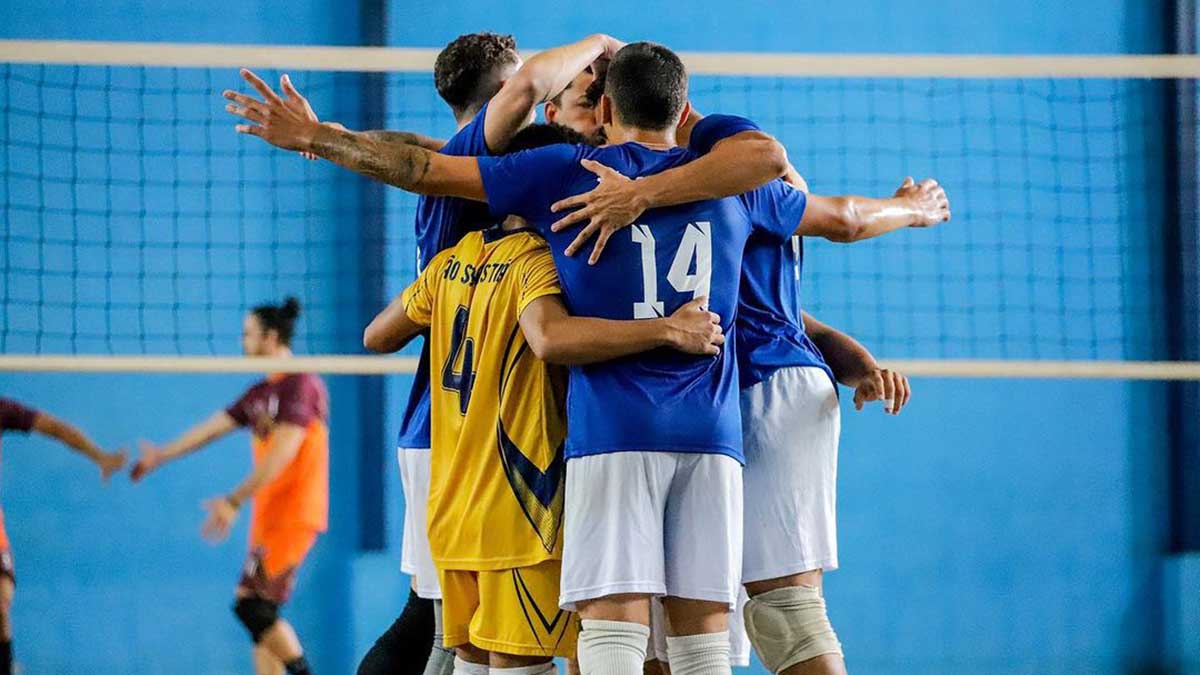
[442,306,476,414]
[632,221,712,318]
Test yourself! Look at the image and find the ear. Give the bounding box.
[676,100,693,129]
[544,101,558,123]
[599,94,614,125]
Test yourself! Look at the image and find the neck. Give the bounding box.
[267,347,293,359]
[607,124,677,148]
[454,104,483,130]
[501,216,527,232]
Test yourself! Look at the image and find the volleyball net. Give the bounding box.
[1,40,1198,378]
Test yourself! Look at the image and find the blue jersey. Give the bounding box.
[689,115,835,390]
[477,128,803,463]
[396,104,495,450]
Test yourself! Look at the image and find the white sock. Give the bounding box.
[489,662,556,675]
[576,619,650,675]
[453,656,490,675]
[665,632,731,675]
[423,600,456,675]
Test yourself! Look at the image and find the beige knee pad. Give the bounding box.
[744,585,843,673]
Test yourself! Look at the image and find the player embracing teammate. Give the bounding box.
[231,34,948,675]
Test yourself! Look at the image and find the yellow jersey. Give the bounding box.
[402,226,567,571]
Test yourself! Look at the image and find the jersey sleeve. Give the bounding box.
[0,397,38,433]
[224,388,254,427]
[440,102,492,156]
[401,248,454,327]
[740,179,808,245]
[516,247,563,315]
[275,375,322,427]
[476,144,583,223]
[688,114,763,154]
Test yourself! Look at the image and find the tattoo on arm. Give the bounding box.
[310,126,433,191]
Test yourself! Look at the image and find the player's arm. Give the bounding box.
[802,311,910,415]
[519,296,724,366]
[484,34,622,151]
[227,70,447,154]
[131,411,238,481]
[548,129,790,263]
[31,412,127,481]
[225,71,486,199]
[798,177,950,242]
[201,422,306,543]
[363,292,427,353]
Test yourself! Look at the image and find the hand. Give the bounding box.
[664,297,724,356]
[852,368,911,415]
[895,177,950,227]
[550,159,648,265]
[130,440,164,482]
[97,448,128,483]
[598,34,627,58]
[224,69,322,152]
[201,496,239,543]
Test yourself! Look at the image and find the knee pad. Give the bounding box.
[233,596,279,643]
[744,586,843,674]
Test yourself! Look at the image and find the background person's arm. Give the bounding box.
[131,411,238,481]
[31,412,127,481]
[201,423,307,542]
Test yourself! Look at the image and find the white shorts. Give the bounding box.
[646,588,751,667]
[560,451,743,610]
[398,447,441,600]
[741,366,841,582]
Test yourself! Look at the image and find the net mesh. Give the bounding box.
[0,52,1184,364]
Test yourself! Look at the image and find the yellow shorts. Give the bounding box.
[439,559,579,658]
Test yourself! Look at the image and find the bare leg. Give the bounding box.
[260,619,305,663]
[0,577,12,641]
[744,570,845,675]
[253,645,285,675]
[660,598,728,637]
[645,660,671,675]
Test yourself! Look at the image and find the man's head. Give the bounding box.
[243,296,300,356]
[434,32,521,121]
[544,63,603,143]
[499,123,593,230]
[600,42,689,134]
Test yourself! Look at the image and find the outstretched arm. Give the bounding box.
[519,296,724,366]
[31,413,127,481]
[802,311,910,415]
[201,424,306,542]
[485,34,622,151]
[224,70,485,199]
[131,411,238,481]
[798,177,950,242]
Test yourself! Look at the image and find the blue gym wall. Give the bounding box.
[1,1,1193,673]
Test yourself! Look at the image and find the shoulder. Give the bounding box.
[441,105,491,156]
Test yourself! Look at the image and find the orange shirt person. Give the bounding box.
[0,397,125,675]
[131,297,327,675]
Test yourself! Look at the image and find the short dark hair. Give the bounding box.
[504,123,593,154]
[251,296,301,345]
[434,32,519,117]
[604,42,687,131]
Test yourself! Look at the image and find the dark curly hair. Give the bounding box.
[251,296,301,346]
[434,32,520,118]
[504,123,593,153]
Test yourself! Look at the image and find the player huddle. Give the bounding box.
[0,30,949,675]
[219,31,951,675]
